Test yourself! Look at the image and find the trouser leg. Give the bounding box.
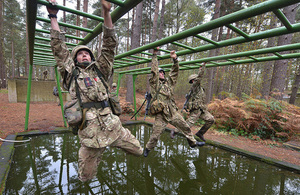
[146,114,167,150]
[198,110,214,134]
[78,145,106,182]
[111,126,143,156]
[186,110,201,129]
[171,109,201,139]
[196,110,215,141]
[169,112,197,146]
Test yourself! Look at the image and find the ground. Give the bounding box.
[0,89,299,167]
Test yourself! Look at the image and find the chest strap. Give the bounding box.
[82,101,110,109]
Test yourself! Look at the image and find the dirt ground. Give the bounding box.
[0,89,299,167]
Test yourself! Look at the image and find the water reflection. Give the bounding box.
[5,124,300,194]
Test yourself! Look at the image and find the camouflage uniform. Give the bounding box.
[50,26,143,182]
[186,67,214,139]
[145,54,199,151]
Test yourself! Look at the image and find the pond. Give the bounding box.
[4,124,300,194]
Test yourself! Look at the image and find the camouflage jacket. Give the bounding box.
[187,67,207,111]
[149,54,179,120]
[50,26,117,117]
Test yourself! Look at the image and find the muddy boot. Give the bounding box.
[187,138,205,148]
[196,131,206,142]
[170,130,177,139]
[143,148,150,157]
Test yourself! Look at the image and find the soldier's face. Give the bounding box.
[159,71,165,79]
[76,50,92,63]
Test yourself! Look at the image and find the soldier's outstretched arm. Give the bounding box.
[102,0,113,28]
[47,0,72,86]
[198,62,206,78]
[97,0,117,81]
[169,50,179,86]
[46,0,60,31]
[191,62,206,87]
[149,47,159,87]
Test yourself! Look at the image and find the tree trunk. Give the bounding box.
[158,0,165,40]
[206,0,221,103]
[11,41,15,78]
[147,0,160,91]
[289,63,300,105]
[76,0,81,43]
[270,4,297,100]
[125,2,143,103]
[82,0,88,37]
[261,14,276,99]
[63,0,66,33]
[0,0,6,88]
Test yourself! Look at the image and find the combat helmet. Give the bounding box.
[158,68,165,75]
[71,45,95,63]
[112,83,117,87]
[188,74,197,84]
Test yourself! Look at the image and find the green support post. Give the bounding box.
[24,64,33,130]
[132,75,137,120]
[116,73,123,97]
[55,66,67,127]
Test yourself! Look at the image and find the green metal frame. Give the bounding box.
[25,0,300,129]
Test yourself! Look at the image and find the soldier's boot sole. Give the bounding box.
[143,148,150,157]
[170,130,177,139]
[187,139,205,148]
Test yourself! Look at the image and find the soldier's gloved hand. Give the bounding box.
[153,47,159,55]
[46,0,59,15]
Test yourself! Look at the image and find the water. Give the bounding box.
[4,124,300,194]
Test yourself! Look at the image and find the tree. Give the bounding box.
[261,13,277,99]
[206,0,221,103]
[125,2,143,104]
[82,0,88,37]
[0,0,6,88]
[158,0,166,40]
[289,62,300,105]
[3,0,25,80]
[270,4,298,100]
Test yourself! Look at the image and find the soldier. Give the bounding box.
[111,83,117,94]
[171,64,215,142]
[43,70,48,80]
[143,47,205,157]
[47,0,143,182]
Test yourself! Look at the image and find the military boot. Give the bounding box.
[143,148,150,157]
[196,123,211,142]
[196,131,206,142]
[187,138,205,148]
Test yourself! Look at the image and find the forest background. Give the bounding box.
[0,0,299,141]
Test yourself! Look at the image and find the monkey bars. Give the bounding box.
[25,0,300,129]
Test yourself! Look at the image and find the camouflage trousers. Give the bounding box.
[186,109,214,134]
[146,112,197,150]
[78,113,143,182]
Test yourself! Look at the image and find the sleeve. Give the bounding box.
[192,66,206,87]
[50,30,74,74]
[149,54,159,91]
[168,58,179,87]
[96,25,117,81]
[50,30,75,90]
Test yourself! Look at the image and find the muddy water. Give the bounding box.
[4,124,300,194]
